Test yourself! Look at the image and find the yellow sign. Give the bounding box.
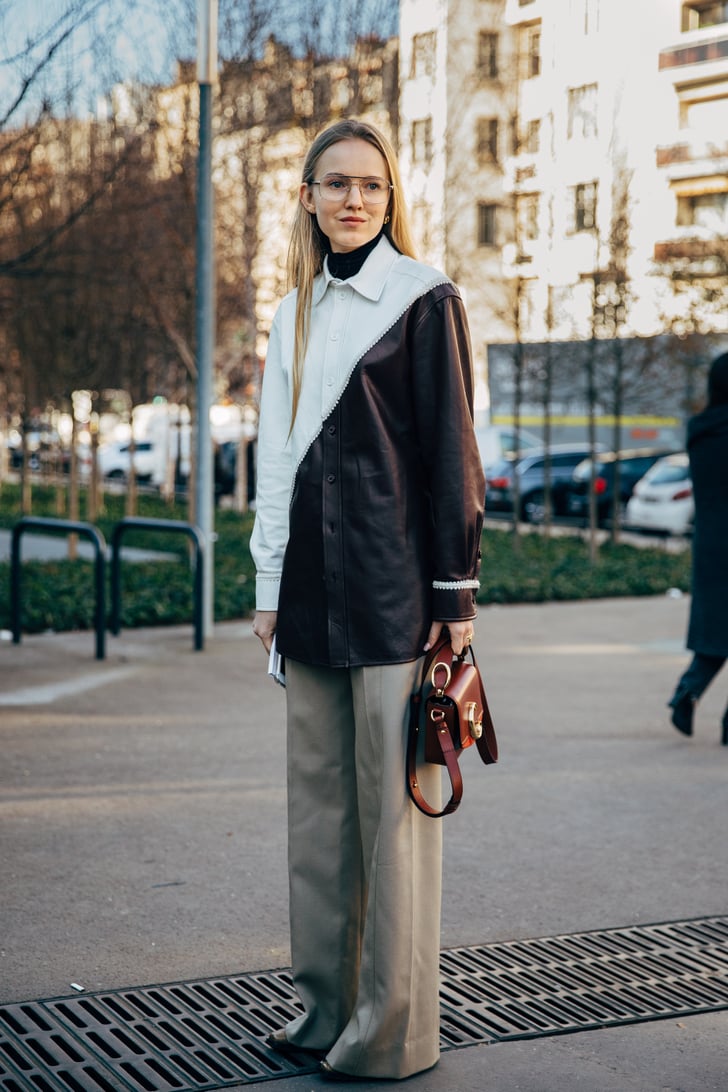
[490,414,681,427]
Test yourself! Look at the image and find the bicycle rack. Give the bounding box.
[10,517,107,660]
[110,517,205,651]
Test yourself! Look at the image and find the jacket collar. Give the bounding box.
[312,236,399,306]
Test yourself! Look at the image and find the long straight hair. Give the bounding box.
[286,119,417,429]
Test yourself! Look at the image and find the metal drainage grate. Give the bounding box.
[438,914,728,1049]
[1,916,727,1091]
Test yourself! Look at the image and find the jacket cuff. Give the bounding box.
[256,573,281,612]
[432,580,479,621]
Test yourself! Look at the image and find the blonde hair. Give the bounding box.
[286,119,417,429]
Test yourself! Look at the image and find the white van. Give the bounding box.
[475,425,541,470]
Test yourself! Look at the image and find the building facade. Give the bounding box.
[399,0,728,437]
[4,2,727,441]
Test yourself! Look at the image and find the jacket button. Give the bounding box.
[327,474,336,484]
[328,425,336,435]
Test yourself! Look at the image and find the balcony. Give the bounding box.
[659,32,728,73]
[504,0,543,25]
[654,229,728,273]
[656,137,728,184]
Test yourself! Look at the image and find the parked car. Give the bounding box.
[96,440,159,482]
[625,453,694,536]
[565,447,679,524]
[475,424,541,471]
[485,443,602,523]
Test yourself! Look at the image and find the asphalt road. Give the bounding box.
[1,596,726,1090]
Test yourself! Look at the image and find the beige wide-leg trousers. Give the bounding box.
[282,657,443,1079]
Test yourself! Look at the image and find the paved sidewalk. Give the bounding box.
[1,596,727,1090]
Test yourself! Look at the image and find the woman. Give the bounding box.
[251,118,484,1081]
[669,350,728,745]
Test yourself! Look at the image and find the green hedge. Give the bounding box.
[0,484,691,634]
[477,531,691,605]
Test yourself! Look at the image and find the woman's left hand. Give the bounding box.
[252,610,277,654]
[424,620,474,657]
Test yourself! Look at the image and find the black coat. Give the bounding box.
[686,403,728,657]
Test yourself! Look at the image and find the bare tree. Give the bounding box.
[0,0,195,511]
[653,234,728,415]
[1,0,400,517]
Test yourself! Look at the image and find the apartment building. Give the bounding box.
[400,0,517,419]
[400,0,728,434]
[6,4,726,434]
[654,0,728,330]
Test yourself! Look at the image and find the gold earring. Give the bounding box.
[384,214,390,224]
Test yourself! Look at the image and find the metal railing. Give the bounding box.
[10,517,107,660]
[109,518,205,651]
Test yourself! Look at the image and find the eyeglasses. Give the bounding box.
[310,173,393,205]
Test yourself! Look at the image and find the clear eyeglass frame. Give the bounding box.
[311,173,393,205]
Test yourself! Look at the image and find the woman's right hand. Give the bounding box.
[252,610,277,654]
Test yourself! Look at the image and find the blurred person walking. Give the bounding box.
[669,351,728,744]
[250,119,484,1080]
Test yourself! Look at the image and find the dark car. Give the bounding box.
[565,448,680,524]
[485,444,603,523]
[213,439,257,504]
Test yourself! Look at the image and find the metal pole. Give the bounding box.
[196,0,218,637]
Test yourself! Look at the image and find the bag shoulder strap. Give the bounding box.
[407,636,462,817]
[406,638,498,817]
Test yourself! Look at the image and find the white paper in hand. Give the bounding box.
[267,635,286,687]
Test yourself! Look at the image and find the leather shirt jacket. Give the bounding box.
[251,237,485,668]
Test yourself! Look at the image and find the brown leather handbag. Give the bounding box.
[407,635,498,817]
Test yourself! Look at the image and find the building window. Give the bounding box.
[571,181,598,232]
[359,70,383,106]
[411,31,436,78]
[520,24,542,78]
[517,193,540,243]
[586,0,600,33]
[477,32,499,79]
[567,83,598,139]
[477,202,498,246]
[476,117,499,164]
[412,117,433,164]
[682,2,728,30]
[676,190,728,231]
[524,119,541,153]
[679,94,728,133]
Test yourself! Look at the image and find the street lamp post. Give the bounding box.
[196,0,218,637]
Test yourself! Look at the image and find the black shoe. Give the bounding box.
[319,1060,370,1082]
[669,690,695,737]
[266,1029,326,1061]
[320,1058,438,1083]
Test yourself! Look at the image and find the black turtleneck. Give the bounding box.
[326,232,383,281]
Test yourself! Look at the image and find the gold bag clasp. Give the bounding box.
[466,701,483,740]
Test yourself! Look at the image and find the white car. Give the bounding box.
[625,453,694,536]
[97,440,159,482]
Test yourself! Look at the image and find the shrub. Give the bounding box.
[0,484,691,633]
[478,531,690,604]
